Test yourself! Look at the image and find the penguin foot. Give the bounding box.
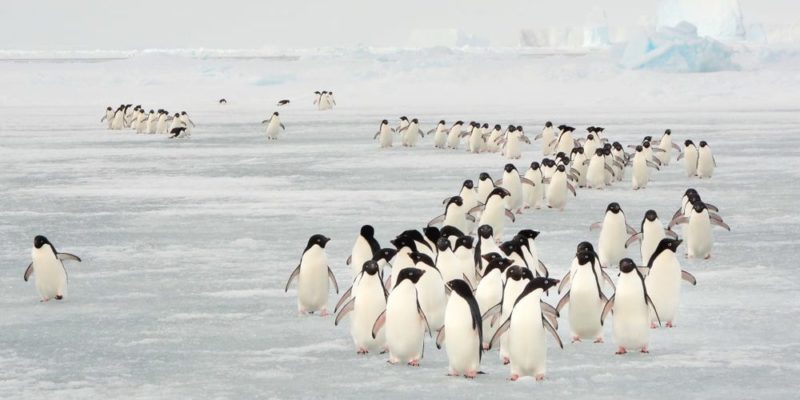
[571,336,581,343]
[509,374,520,381]
[55,295,63,300]
[482,344,490,350]
[615,347,627,355]
[666,321,674,328]
[640,347,649,354]
[447,370,458,377]
[704,255,711,260]
[535,374,545,382]
[593,337,604,344]
[650,322,658,329]
[408,359,420,367]
[319,310,329,317]
[502,357,510,365]
[356,348,368,355]
[388,358,399,364]
[465,371,477,379]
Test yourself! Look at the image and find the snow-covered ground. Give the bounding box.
[1,53,799,399]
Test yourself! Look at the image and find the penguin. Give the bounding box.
[428,120,448,149]
[347,225,381,279]
[696,141,716,178]
[334,260,388,354]
[553,125,577,155]
[677,139,699,177]
[610,142,627,182]
[535,121,556,156]
[179,111,195,133]
[485,124,503,153]
[374,119,395,148]
[602,146,617,185]
[475,257,513,349]
[557,242,614,294]
[557,250,606,343]
[219,98,227,105]
[601,258,660,354]
[135,109,148,134]
[522,162,545,209]
[156,110,169,134]
[100,106,114,129]
[318,91,333,110]
[496,266,535,364]
[23,235,81,301]
[371,267,431,366]
[325,91,336,108]
[467,122,486,153]
[668,202,730,259]
[488,277,562,381]
[497,163,534,214]
[591,202,637,268]
[169,127,188,139]
[474,224,499,278]
[452,179,478,217]
[434,237,462,286]
[397,229,436,259]
[585,148,611,189]
[643,238,697,328]
[396,116,410,135]
[285,234,339,315]
[446,121,465,149]
[570,147,589,188]
[473,188,514,242]
[476,172,496,205]
[655,129,681,166]
[626,210,677,265]
[313,91,322,108]
[371,247,398,284]
[502,126,526,159]
[111,106,126,130]
[452,236,478,287]
[262,112,286,140]
[436,279,483,378]
[167,113,184,135]
[399,118,424,147]
[408,253,447,333]
[145,110,157,134]
[277,99,291,106]
[498,238,528,270]
[631,145,660,189]
[428,196,470,234]
[540,158,556,195]
[516,229,548,277]
[545,164,576,211]
[583,132,600,158]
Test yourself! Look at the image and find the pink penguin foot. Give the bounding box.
[447,370,459,377]
[356,348,369,355]
[572,336,582,343]
[594,337,604,344]
[465,371,477,379]
[319,310,329,317]
[387,358,399,365]
[502,357,510,365]
[482,343,490,350]
[510,374,520,381]
[616,347,627,355]
[666,321,674,328]
[535,374,545,381]
[650,322,658,329]
[408,359,420,367]
[640,346,649,354]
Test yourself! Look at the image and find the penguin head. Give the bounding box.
[565,126,575,132]
[381,119,389,125]
[684,188,698,197]
[106,106,112,111]
[181,111,187,115]
[481,252,507,264]
[685,139,695,146]
[506,265,534,282]
[436,237,451,252]
[477,224,494,239]
[446,279,473,297]
[439,120,446,125]
[530,161,540,170]
[643,135,652,142]
[494,124,502,130]
[612,142,623,151]
[409,252,435,267]
[545,121,553,128]
[481,123,489,129]
[314,91,321,94]
[499,240,520,256]
[321,91,328,94]
[576,241,595,254]
[516,125,523,132]
[390,236,416,252]
[362,260,381,275]
[396,267,425,286]
[462,179,474,189]
[556,164,566,173]
[400,116,408,121]
[328,91,333,95]
[33,235,51,249]
[644,209,658,222]
[504,163,516,173]
[576,250,594,266]
[479,172,492,182]
[527,277,560,293]
[555,151,566,159]
[423,226,440,244]
[516,229,540,241]
[642,141,651,148]
[174,113,180,117]
[603,148,612,156]
[699,140,708,147]
[372,248,397,263]
[411,118,419,124]
[656,238,683,254]
[595,149,605,156]
[507,125,516,132]
[596,127,605,132]
[619,258,637,273]
[440,225,465,239]
[664,129,672,135]
[489,187,511,199]
[360,225,375,238]
[447,196,464,207]
[149,109,154,113]
[603,142,612,150]
[692,201,708,213]
[306,234,330,250]
[454,235,474,251]
[587,133,594,140]
[606,202,622,214]
[455,120,464,125]
[484,257,513,275]
[635,145,643,152]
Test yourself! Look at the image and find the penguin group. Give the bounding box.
[100,104,195,138]
[314,91,336,110]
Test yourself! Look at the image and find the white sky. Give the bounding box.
[0,0,795,49]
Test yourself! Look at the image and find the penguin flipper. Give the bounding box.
[613,161,624,169]
[601,270,616,292]
[494,178,503,185]
[427,214,445,227]
[346,255,351,265]
[417,300,433,338]
[480,302,502,324]
[542,315,563,349]
[543,309,559,330]
[626,224,638,235]
[541,301,559,319]
[712,155,717,167]
[677,152,685,161]
[334,285,353,313]
[521,135,531,144]
[710,216,731,231]
[426,129,435,136]
[334,297,355,326]
[705,202,719,212]
[604,164,616,176]
[435,326,446,349]
[487,317,511,351]
[582,159,590,166]
[646,294,662,327]
[327,267,339,294]
[373,131,380,139]
[625,233,641,248]
[504,209,516,223]
[57,252,82,262]
[520,177,535,186]
[664,229,679,239]
[557,272,571,294]
[285,265,301,292]
[567,182,577,197]
[556,291,570,312]
[646,160,661,170]
[600,294,615,326]
[652,147,666,153]
[467,205,485,215]
[24,262,33,282]
[667,216,689,229]
[672,143,682,151]
[589,222,603,231]
[371,310,387,338]
[533,133,543,140]
[537,260,549,278]
[280,123,286,130]
[261,119,270,124]
[681,270,697,286]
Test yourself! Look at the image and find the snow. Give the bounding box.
[0,48,799,399]
[620,22,737,72]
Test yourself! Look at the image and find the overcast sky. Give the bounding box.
[0,0,794,50]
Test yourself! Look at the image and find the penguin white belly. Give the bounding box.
[404,128,419,147]
[697,150,714,178]
[508,298,546,377]
[446,129,461,149]
[631,155,650,189]
[503,178,523,212]
[505,137,521,159]
[687,214,713,258]
[645,257,681,323]
[486,132,500,152]
[598,218,627,268]
[568,270,603,339]
[33,257,67,300]
[556,134,574,155]
[385,286,425,362]
[469,131,483,153]
[475,274,503,346]
[389,251,414,289]
[499,279,526,361]
[684,148,698,176]
[658,138,672,165]
[379,129,393,147]
[297,251,330,313]
[436,252,460,284]
[266,120,281,139]
[443,210,467,233]
[586,157,605,188]
[433,129,447,148]
[545,174,567,210]
[541,131,554,155]
[351,277,387,351]
[523,171,543,209]
[349,240,372,278]
[444,295,480,374]
[156,117,167,134]
[641,225,665,265]
[416,269,446,331]
[478,201,505,241]
[454,252,477,287]
[612,276,650,349]
[111,113,125,130]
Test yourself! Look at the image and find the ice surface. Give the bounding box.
[1,53,799,399]
[407,29,488,48]
[620,22,737,72]
[657,0,746,40]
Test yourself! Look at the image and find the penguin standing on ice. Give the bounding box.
[473,188,515,241]
[399,118,424,147]
[535,121,556,156]
[372,268,431,366]
[262,112,285,140]
[557,251,607,343]
[696,141,716,178]
[475,257,512,349]
[668,201,730,259]
[545,164,576,211]
[374,119,395,148]
[428,120,448,149]
[446,121,466,149]
[591,202,636,268]
[678,139,699,177]
[347,225,381,279]
[601,258,660,354]
[522,162,544,209]
[23,235,81,302]
[285,234,339,316]
[334,260,388,354]
[437,279,483,378]
[626,210,677,265]
[643,238,696,328]
[100,107,114,129]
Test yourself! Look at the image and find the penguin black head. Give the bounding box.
[446,279,474,297]
[685,139,695,146]
[557,124,566,131]
[530,161,540,170]
[314,91,321,94]
[149,109,154,113]
[396,267,425,287]
[587,126,596,132]
[577,250,594,266]
[545,121,553,128]
[381,119,389,125]
[603,143,612,150]
[372,248,397,263]
[396,230,429,251]
[595,148,605,156]
[106,106,112,111]
[479,172,491,181]
[439,120,446,125]
[477,224,494,239]
[516,229,540,241]
[454,236,474,251]
[555,151,566,159]
[362,260,381,275]
[423,226,440,244]
[596,127,605,132]
[273,112,279,116]
[565,126,575,132]
[635,145,643,152]
[577,241,595,254]
[400,116,408,121]
[506,265,534,282]
[516,125,523,131]
[687,193,702,206]
[606,202,622,214]
[693,201,708,213]
[329,91,333,95]
[642,141,651,148]
[481,252,506,263]
[306,234,330,250]
[684,188,698,196]
[455,120,464,125]
[360,225,375,238]
[612,142,623,151]
[643,135,652,142]
[499,240,520,256]
[411,118,419,123]
[645,209,658,222]
[181,111,187,115]
[219,98,227,103]
[526,277,560,293]
[619,258,637,273]
[33,235,50,249]
[484,257,513,275]
[390,236,416,252]
[603,148,612,156]
[462,179,474,189]
[494,124,502,130]
[322,91,328,94]
[556,164,566,172]
[664,129,672,135]
[436,237,451,252]
[587,134,594,140]
[489,187,511,199]
[447,196,464,207]
[699,141,708,147]
[174,113,180,117]
[504,163,516,173]
[575,147,585,155]
[409,252,435,267]
[655,238,683,254]
[508,125,517,133]
[482,123,489,129]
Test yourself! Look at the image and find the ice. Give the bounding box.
[657,0,746,40]
[620,22,737,72]
[406,29,488,48]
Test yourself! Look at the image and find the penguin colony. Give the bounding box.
[313,90,336,110]
[286,122,730,381]
[100,104,195,138]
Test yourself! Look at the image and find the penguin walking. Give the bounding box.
[655,129,680,166]
[496,266,534,364]
[347,225,381,279]
[696,141,716,178]
[428,196,472,233]
[611,142,628,182]
[601,258,660,354]
[372,268,431,366]
[474,225,499,278]
[476,172,496,205]
[488,277,562,381]
[473,188,514,242]
[669,202,730,259]
[111,107,126,130]
[497,163,534,214]
[626,210,674,265]
[677,140,699,177]
[313,91,322,108]
[535,121,556,156]
[434,238,462,286]
[570,147,589,188]
[155,110,169,134]
[374,120,395,148]
[135,109,148,133]
[285,235,339,315]
[436,279,483,378]
[516,229,548,278]
[179,111,195,133]
[23,235,81,301]
[100,107,114,129]
[502,126,528,160]
[409,253,447,333]
[485,124,502,153]
[428,120,448,149]
[262,112,286,140]
[446,121,465,149]
[399,118,424,147]
[557,251,606,343]
[465,122,485,153]
[545,164,576,211]
[553,126,577,155]
[522,162,545,209]
[144,110,157,134]
[167,113,185,135]
[335,260,388,354]
[451,236,478,287]
[631,145,660,190]
[591,202,636,268]
[475,257,512,349]
[643,239,696,328]
[585,149,611,189]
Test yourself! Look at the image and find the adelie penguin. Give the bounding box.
[668,201,730,259]
[496,163,535,214]
[557,250,607,343]
[372,267,432,366]
[591,202,637,268]
[678,139,699,177]
[475,256,513,349]
[696,140,716,178]
[219,98,227,105]
[428,120,448,149]
[534,121,556,156]
[545,164,576,211]
[626,210,678,265]
[522,162,545,209]
[436,279,484,378]
[24,235,81,302]
[262,112,285,140]
[643,238,697,328]
[347,225,381,279]
[601,258,661,355]
[373,119,394,148]
[285,234,339,316]
[472,187,514,242]
[334,260,388,354]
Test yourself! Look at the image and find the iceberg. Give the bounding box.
[657,0,745,40]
